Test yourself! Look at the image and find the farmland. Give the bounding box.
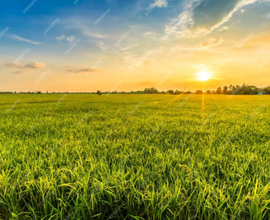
[0,94,270,220]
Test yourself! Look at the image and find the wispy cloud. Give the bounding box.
[6,61,46,69]
[120,43,139,51]
[12,71,24,74]
[67,67,102,74]
[6,62,25,68]
[96,41,110,52]
[75,22,112,39]
[25,62,46,69]
[219,26,229,31]
[201,37,223,48]
[63,18,114,40]
[165,0,260,38]
[11,34,41,45]
[67,35,76,42]
[56,35,78,43]
[56,35,66,40]
[84,32,110,39]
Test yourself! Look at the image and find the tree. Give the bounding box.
[216,84,260,95]
[144,87,158,94]
[196,90,203,94]
[242,85,258,94]
[235,85,241,94]
[264,86,270,94]
[216,87,222,94]
[223,86,228,94]
[97,90,102,95]
[174,90,182,95]
[167,90,174,95]
[206,90,211,94]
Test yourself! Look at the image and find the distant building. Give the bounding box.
[258,91,265,95]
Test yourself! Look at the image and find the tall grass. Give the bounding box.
[0,94,270,219]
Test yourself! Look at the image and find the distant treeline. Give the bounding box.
[97,88,192,95]
[0,91,98,94]
[2,84,270,95]
[99,84,269,95]
[197,84,270,95]
[0,92,13,94]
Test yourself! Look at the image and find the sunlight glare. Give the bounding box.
[198,72,210,81]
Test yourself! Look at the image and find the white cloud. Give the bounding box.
[56,35,81,43]
[165,11,193,37]
[208,0,258,34]
[56,35,66,40]
[219,26,229,31]
[145,0,168,13]
[67,35,76,42]
[165,0,260,38]
[11,34,41,45]
[149,0,168,8]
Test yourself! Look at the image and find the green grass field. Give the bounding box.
[1,94,270,220]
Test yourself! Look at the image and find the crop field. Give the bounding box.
[1,94,270,220]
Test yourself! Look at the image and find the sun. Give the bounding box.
[198,71,210,81]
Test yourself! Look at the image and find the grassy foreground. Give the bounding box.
[0,94,270,220]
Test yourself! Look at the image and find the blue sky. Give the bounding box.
[1,0,270,92]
